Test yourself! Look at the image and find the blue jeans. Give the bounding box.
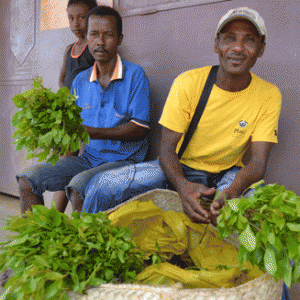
[83,158,249,213]
[16,156,131,200]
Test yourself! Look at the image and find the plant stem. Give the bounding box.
[199,224,209,245]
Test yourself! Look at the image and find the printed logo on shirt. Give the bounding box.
[82,103,93,110]
[239,121,248,128]
[233,120,247,138]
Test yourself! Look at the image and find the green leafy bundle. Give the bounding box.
[217,182,300,287]
[0,206,145,300]
[12,78,89,165]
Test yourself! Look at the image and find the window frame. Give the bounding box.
[114,0,230,17]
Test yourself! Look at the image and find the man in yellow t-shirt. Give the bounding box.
[158,7,281,226]
[81,7,281,226]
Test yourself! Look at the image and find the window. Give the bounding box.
[40,0,113,31]
[115,0,230,17]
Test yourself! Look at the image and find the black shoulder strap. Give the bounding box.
[178,65,219,159]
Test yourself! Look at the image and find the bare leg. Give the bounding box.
[70,190,84,212]
[19,177,44,214]
[53,191,69,213]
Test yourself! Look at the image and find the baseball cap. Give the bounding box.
[216,7,267,41]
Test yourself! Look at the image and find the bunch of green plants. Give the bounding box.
[0,205,146,300]
[217,182,300,287]
[12,78,89,166]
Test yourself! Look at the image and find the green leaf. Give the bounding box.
[47,153,59,166]
[12,112,22,126]
[15,143,25,151]
[67,111,74,120]
[281,205,296,216]
[62,134,71,146]
[26,152,35,160]
[45,280,62,299]
[287,223,300,232]
[268,232,276,245]
[292,261,300,283]
[270,194,284,208]
[252,247,263,266]
[53,129,63,144]
[278,256,292,288]
[118,250,125,263]
[236,212,248,231]
[105,269,114,281]
[239,224,257,252]
[82,216,93,224]
[82,131,90,145]
[264,247,277,276]
[46,207,62,227]
[36,150,50,162]
[228,198,240,212]
[238,244,248,264]
[286,234,299,259]
[40,132,53,147]
[6,234,29,247]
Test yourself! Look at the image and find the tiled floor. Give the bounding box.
[0,193,299,299]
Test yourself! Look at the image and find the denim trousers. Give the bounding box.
[83,158,251,213]
[16,156,131,200]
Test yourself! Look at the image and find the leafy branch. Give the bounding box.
[0,205,147,299]
[12,78,90,166]
[217,182,300,287]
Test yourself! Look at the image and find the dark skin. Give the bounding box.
[59,3,91,88]
[160,19,272,225]
[69,14,148,212]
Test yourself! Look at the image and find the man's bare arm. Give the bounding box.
[84,121,149,142]
[210,141,274,225]
[159,126,215,223]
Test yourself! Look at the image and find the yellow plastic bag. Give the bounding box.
[108,200,264,288]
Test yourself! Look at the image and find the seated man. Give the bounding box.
[80,7,281,225]
[16,5,151,213]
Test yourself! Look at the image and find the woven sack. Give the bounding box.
[68,189,283,300]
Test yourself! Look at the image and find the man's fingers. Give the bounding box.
[210,198,224,216]
[182,200,210,223]
[191,198,210,219]
[201,186,216,197]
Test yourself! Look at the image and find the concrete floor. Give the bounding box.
[0,193,299,299]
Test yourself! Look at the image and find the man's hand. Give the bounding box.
[210,188,237,226]
[178,181,216,224]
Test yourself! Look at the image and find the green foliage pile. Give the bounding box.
[12,78,89,165]
[217,182,300,287]
[0,206,145,300]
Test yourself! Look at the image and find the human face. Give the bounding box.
[87,15,123,64]
[67,3,90,39]
[214,19,265,77]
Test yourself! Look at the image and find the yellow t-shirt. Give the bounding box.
[159,66,282,173]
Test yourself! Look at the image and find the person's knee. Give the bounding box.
[18,177,32,192]
[69,188,84,211]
